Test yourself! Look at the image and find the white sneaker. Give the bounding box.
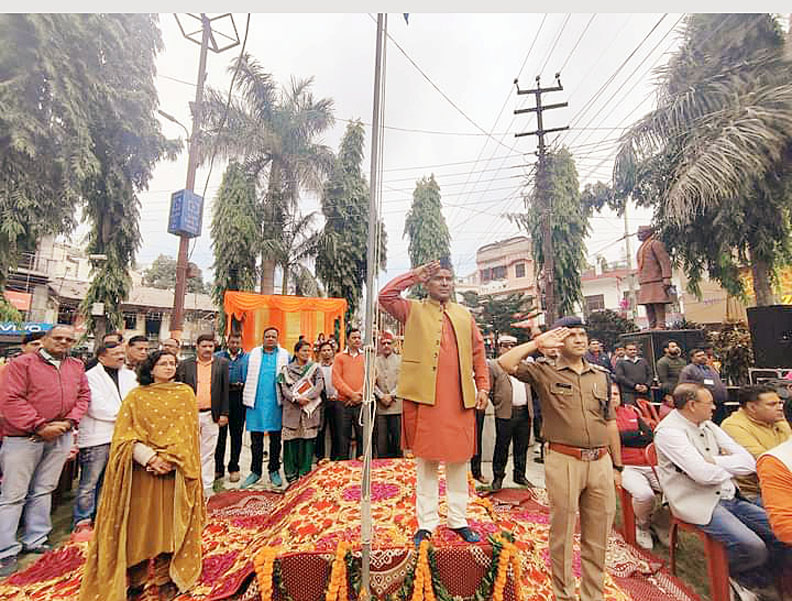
[730,578,759,601]
[635,526,654,550]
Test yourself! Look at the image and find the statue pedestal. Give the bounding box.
[619,329,706,378]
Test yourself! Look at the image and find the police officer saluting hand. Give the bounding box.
[497,316,622,601]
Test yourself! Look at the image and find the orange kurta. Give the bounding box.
[379,272,489,463]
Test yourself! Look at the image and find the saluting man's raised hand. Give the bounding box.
[536,327,571,353]
[413,260,442,284]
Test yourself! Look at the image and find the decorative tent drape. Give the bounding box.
[223,291,347,352]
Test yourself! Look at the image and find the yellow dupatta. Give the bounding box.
[80,382,206,601]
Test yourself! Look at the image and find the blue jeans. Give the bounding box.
[698,497,776,575]
[0,433,73,559]
[73,443,110,526]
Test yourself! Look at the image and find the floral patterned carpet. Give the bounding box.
[0,459,700,601]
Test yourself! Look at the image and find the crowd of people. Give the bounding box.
[0,262,791,601]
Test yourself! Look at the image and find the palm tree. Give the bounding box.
[202,54,335,294]
[278,210,322,296]
[614,14,792,305]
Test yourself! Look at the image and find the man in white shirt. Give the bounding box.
[488,335,533,491]
[72,342,137,539]
[655,383,780,593]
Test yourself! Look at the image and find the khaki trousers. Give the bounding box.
[545,449,616,601]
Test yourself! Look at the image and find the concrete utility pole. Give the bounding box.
[623,200,637,320]
[170,13,240,340]
[514,74,569,325]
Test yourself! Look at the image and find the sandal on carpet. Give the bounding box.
[158,581,179,601]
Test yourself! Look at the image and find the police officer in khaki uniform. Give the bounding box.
[498,316,623,601]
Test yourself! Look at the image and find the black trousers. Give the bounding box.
[493,405,532,480]
[215,388,245,475]
[470,408,486,477]
[314,404,329,460]
[250,430,281,476]
[329,401,364,460]
[375,413,402,458]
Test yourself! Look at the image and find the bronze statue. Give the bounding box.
[636,226,673,329]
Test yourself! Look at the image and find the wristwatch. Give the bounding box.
[613,464,624,472]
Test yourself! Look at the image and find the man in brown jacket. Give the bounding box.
[488,335,533,491]
[636,225,673,329]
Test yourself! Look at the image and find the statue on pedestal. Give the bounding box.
[636,225,673,329]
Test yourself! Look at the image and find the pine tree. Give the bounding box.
[511,148,589,317]
[404,175,451,268]
[316,121,386,319]
[211,162,260,325]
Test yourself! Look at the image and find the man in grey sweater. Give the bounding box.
[614,342,652,405]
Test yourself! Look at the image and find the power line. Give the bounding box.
[539,14,572,77]
[368,13,521,156]
[558,14,597,74]
[444,14,549,231]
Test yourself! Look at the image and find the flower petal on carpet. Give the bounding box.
[0,459,700,601]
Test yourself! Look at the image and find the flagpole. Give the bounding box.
[362,12,386,599]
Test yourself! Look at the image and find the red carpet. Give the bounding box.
[0,459,701,601]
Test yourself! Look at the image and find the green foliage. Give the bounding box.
[615,14,792,305]
[0,15,176,333]
[708,323,754,386]
[404,174,451,267]
[211,161,260,330]
[143,254,208,294]
[203,57,335,294]
[0,298,22,325]
[461,291,538,343]
[585,309,638,351]
[511,148,589,317]
[316,121,386,318]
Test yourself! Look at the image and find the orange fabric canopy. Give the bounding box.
[224,291,347,353]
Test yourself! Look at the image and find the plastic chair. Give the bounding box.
[645,444,731,601]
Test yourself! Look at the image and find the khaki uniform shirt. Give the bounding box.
[513,357,613,449]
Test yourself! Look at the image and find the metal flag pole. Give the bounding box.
[361,12,387,600]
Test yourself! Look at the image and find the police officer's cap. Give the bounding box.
[550,315,585,330]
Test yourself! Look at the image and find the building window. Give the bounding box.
[515,262,526,278]
[56,305,76,325]
[585,294,605,313]
[480,269,490,283]
[145,313,162,339]
[491,265,507,280]
[123,312,137,330]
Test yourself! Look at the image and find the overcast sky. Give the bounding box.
[120,12,687,290]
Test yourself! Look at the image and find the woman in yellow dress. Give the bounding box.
[80,350,206,601]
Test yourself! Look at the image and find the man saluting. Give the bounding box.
[379,258,489,546]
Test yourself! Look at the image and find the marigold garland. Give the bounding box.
[491,533,525,601]
[326,541,351,601]
[410,540,436,601]
[254,546,279,601]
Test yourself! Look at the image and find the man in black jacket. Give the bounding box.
[176,333,229,495]
[614,343,652,406]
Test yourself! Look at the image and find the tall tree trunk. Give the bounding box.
[281,265,289,295]
[750,254,775,306]
[260,255,275,295]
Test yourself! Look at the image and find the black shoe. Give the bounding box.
[491,476,503,491]
[451,526,481,543]
[0,556,17,577]
[513,475,531,486]
[472,473,489,485]
[22,543,51,554]
[413,529,432,547]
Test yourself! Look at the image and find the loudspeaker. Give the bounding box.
[747,306,792,368]
[619,329,707,378]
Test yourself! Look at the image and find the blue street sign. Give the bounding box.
[0,322,53,336]
[167,189,204,238]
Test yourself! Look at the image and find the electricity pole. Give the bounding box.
[514,74,568,325]
[169,13,240,340]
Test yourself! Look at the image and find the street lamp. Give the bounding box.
[157,109,190,139]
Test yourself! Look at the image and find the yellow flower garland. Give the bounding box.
[410,539,435,601]
[492,534,525,601]
[254,546,279,601]
[326,541,350,601]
